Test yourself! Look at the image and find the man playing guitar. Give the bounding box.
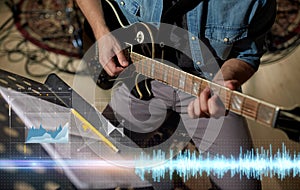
[76,0,276,189]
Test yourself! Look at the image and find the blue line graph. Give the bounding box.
[134,144,300,182]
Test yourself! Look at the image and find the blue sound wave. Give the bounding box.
[135,144,300,182]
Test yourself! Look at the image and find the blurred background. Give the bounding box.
[0,0,299,189]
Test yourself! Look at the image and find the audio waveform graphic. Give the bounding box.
[135,144,300,182]
[26,123,69,143]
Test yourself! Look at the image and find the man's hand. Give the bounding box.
[75,0,128,77]
[187,81,235,119]
[97,33,128,76]
[187,58,256,119]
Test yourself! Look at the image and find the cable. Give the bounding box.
[0,0,87,78]
[262,0,300,64]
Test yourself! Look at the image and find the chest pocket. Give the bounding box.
[205,26,247,60]
[116,0,141,23]
[122,0,140,14]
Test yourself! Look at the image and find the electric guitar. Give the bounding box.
[86,0,300,142]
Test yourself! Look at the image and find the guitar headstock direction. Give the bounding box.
[275,105,300,142]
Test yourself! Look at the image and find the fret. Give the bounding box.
[163,67,168,83]
[146,59,150,77]
[131,54,144,74]
[192,82,199,96]
[256,102,276,126]
[143,59,148,77]
[135,63,139,73]
[178,72,186,90]
[150,60,155,78]
[133,56,139,71]
[141,59,146,75]
[185,73,194,94]
[138,61,143,74]
[230,92,245,114]
[145,59,152,77]
[219,87,232,110]
[131,54,141,73]
[200,80,209,92]
[155,60,163,82]
[242,97,259,119]
[210,83,221,96]
[172,69,180,89]
[191,77,201,96]
[167,66,174,87]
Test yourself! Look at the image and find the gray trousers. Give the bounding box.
[110,80,261,190]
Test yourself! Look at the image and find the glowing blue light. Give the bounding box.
[0,159,135,170]
[134,144,300,182]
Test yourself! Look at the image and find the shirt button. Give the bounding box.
[120,1,125,6]
[223,37,229,42]
[191,36,196,40]
[196,61,201,65]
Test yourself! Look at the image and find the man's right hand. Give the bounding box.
[97,32,129,77]
[75,0,128,77]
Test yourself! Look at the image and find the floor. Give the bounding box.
[0,0,300,189]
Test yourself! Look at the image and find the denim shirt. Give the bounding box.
[113,0,276,79]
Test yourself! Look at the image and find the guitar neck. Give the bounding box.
[130,52,279,127]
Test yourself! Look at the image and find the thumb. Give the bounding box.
[116,51,128,67]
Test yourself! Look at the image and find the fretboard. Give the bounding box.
[130,52,279,127]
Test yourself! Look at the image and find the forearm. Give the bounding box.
[76,0,109,39]
[214,58,256,90]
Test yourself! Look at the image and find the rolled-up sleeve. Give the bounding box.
[233,0,277,70]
